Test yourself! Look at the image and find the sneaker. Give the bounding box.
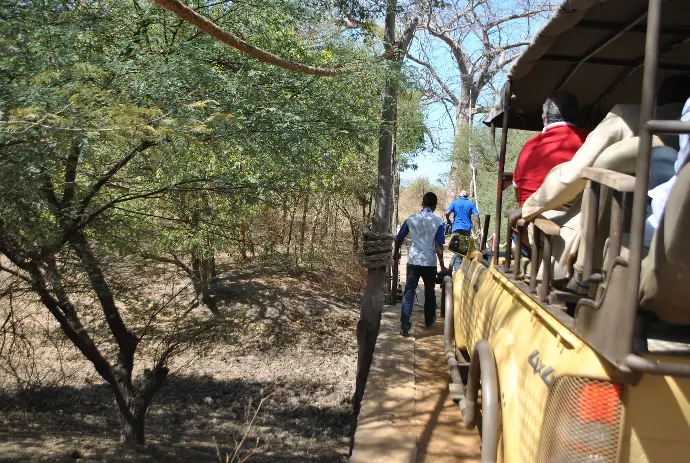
[400,329,409,337]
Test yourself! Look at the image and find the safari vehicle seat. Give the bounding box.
[638,161,690,325]
[580,137,676,277]
[597,161,690,326]
[522,137,675,297]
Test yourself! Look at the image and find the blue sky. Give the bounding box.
[400,32,465,186]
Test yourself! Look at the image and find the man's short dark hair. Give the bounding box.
[542,90,580,125]
[422,192,437,210]
[657,74,690,107]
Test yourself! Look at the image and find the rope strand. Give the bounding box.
[359,231,395,268]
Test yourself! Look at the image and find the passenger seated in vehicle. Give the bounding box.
[510,91,589,259]
[601,97,690,267]
[600,103,690,327]
[639,102,690,325]
[646,97,690,246]
[513,91,589,207]
[520,75,690,292]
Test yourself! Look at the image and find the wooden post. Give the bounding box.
[530,226,540,295]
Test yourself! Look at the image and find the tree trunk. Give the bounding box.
[279,199,287,246]
[446,84,479,204]
[112,363,168,445]
[350,218,359,251]
[351,0,398,445]
[239,223,247,261]
[331,200,339,251]
[246,230,255,259]
[389,165,401,304]
[286,204,296,256]
[340,206,359,252]
[322,199,331,253]
[118,400,146,444]
[309,198,324,259]
[299,192,310,262]
[192,254,220,316]
[210,253,217,280]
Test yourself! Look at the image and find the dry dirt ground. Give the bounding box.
[0,260,362,462]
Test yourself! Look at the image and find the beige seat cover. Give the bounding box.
[639,162,690,325]
[575,138,677,275]
[593,136,664,172]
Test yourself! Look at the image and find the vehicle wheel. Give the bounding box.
[468,340,501,462]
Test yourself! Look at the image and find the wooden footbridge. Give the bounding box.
[349,253,481,463]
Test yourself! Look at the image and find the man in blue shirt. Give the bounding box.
[393,192,448,336]
[445,190,479,234]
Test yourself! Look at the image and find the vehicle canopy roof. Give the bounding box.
[484,0,690,131]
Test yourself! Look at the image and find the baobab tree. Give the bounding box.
[410,0,555,200]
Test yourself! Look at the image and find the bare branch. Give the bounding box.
[151,0,343,77]
[25,262,115,382]
[499,40,531,52]
[69,231,139,367]
[76,177,210,231]
[0,139,29,149]
[407,54,460,106]
[486,7,551,30]
[0,265,31,283]
[426,28,473,83]
[143,254,193,277]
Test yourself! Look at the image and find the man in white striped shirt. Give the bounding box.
[393,192,448,336]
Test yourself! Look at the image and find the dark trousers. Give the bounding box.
[512,233,532,259]
[401,264,437,331]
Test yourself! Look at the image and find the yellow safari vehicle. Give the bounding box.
[443,0,690,461]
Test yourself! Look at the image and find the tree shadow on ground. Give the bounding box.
[209,263,358,354]
[0,374,350,462]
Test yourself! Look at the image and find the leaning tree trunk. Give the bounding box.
[352,75,396,427]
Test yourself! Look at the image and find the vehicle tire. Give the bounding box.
[467,340,501,462]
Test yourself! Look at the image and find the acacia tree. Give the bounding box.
[0,0,391,444]
[410,0,553,199]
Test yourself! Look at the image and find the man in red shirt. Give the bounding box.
[513,90,590,206]
[510,91,589,258]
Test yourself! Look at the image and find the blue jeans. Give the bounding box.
[401,264,437,331]
[512,234,532,259]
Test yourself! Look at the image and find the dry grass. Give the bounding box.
[0,257,360,462]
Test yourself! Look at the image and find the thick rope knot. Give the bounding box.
[360,231,395,268]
